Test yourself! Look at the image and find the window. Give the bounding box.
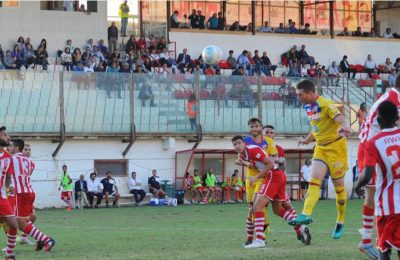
[94,160,128,177]
[170,1,222,24]
[0,0,19,7]
[41,0,97,12]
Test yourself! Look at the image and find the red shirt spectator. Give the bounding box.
[205,67,215,75]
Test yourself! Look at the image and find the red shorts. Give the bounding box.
[61,191,72,200]
[357,142,376,187]
[258,170,287,201]
[0,197,15,217]
[376,214,400,253]
[7,195,16,213]
[16,193,35,218]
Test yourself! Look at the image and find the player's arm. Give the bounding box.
[355,166,374,195]
[355,140,377,195]
[250,156,274,185]
[334,114,351,137]
[5,158,15,188]
[298,131,315,145]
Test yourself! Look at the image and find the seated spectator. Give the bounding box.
[207,13,218,30]
[227,50,237,69]
[289,22,298,34]
[149,48,160,67]
[16,36,25,51]
[394,58,400,73]
[300,63,308,77]
[188,9,199,29]
[237,50,251,75]
[229,21,240,31]
[156,36,167,52]
[97,39,108,57]
[92,45,106,62]
[337,27,351,36]
[245,23,253,32]
[73,62,84,72]
[128,172,146,206]
[352,26,362,37]
[275,23,286,33]
[105,61,121,98]
[340,55,357,79]
[327,61,340,86]
[65,39,75,54]
[86,38,94,51]
[83,62,94,73]
[379,58,393,74]
[307,64,317,77]
[81,46,92,65]
[368,27,376,37]
[192,170,209,204]
[287,85,300,107]
[261,51,277,76]
[86,172,103,208]
[61,47,73,71]
[383,28,393,38]
[136,36,147,51]
[300,23,311,34]
[182,171,194,204]
[217,12,225,30]
[74,174,89,209]
[287,47,298,65]
[191,63,203,75]
[388,69,397,87]
[259,21,273,33]
[39,39,47,51]
[23,43,36,70]
[101,171,120,207]
[203,168,222,203]
[252,50,264,75]
[72,48,82,66]
[138,84,155,107]
[197,10,206,29]
[148,169,167,199]
[287,63,300,77]
[170,10,180,28]
[125,35,138,54]
[298,44,315,65]
[79,4,86,12]
[35,45,48,70]
[176,48,192,73]
[110,49,122,66]
[159,47,176,70]
[364,54,377,78]
[11,44,23,69]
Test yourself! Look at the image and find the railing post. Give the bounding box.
[52,71,66,158]
[258,76,262,121]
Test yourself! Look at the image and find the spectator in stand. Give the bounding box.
[110,49,122,67]
[327,61,340,86]
[253,50,264,75]
[4,50,16,69]
[394,58,400,73]
[148,169,167,199]
[247,51,255,74]
[207,13,218,30]
[125,35,137,53]
[73,62,84,72]
[92,45,106,62]
[287,47,298,65]
[81,46,92,65]
[101,171,120,207]
[39,39,47,51]
[170,10,180,28]
[383,27,393,38]
[237,50,251,75]
[188,9,199,29]
[259,21,273,32]
[36,45,48,70]
[261,51,277,75]
[197,10,206,29]
[94,60,106,72]
[286,85,299,107]
[23,43,36,70]
[72,47,82,66]
[87,172,103,208]
[142,56,152,72]
[156,36,167,52]
[307,64,317,77]
[86,39,94,51]
[65,39,75,54]
[182,171,194,204]
[217,12,225,30]
[288,62,300,77]
[364,54,377,78]
[298,45,315,65]
[368,28,376,37]
[187,93,197,130]
[107,21,118,53]
[64,0,74,11]
[148,48,160,67]
[229,21,240,31]
[128,172,146,206]
[136,36,147,51]
[337,27,351,36]
[246,23,253,32]
[357,102,367,129]
[74,174,89,209]
[61,47,73,71]
[105,61,121,98]
[159,47,176,70]
[275,23,285,33]
[138,84,155,107]
[300,159,311,200]
[232,66,244,76]
[379,58,393,74]
[227,50,236,69]
[119,1,130,37]
[16,36,25,51]
[176,48,192,73]
[79,4,86,12]
[11,45,23,69]
[97,39,108,57]
[83,62,94,73]
[300,63,308,77]
[388,69,397,87]
[352,26,362,37]
[289,22,298,34]
[340,55,356,79]
[300,23,312,34]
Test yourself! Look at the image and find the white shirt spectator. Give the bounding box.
[128,178,142,190]
[237,54,250,66]
[61,52,72,63]
[150,53,159,61]
[364,59,377,69]
[259,25,273,33]
[64,0,74,11]
[84,65,94,73]
[383,32,393,38]
[300,67,308,77]
[87,178,100,193]
[93,50,105,62]
[328,65,339,75]
[301,164,311,182]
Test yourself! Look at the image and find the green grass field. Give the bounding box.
[2,199,381,260]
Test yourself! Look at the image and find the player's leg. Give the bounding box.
[359,186,378,259]
[253,179,270,230]
[331,177,347,239]
[82,192,89,208]
[289,160,327,225]
[112,192,120,207]
[245,182,255,245]
[20,210,36,245]
[2,216,18,259]
[378,249,391,260]
[104,191,110,207]
[245,195,270,248]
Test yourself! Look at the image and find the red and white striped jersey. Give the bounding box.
[0,151,14,199]
[11,153,35,194]
[240,145,269,171]
[359,88,400,143]
[364,127,400,216]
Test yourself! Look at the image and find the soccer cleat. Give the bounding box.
[66,206,72,211]
[20,238,34,245]
[358,243,378,260]
[332,223,345,239]
[44,238,56,252]
[244,239,253,246]
[1,247,5,252]
[5,255,15,260]
[35,241,45,251]
[263,224,271,240]
[297,225,311,245]
[288,213,313,226]
[244,239,265,249]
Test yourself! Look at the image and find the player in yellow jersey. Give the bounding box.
[289,80,350,240]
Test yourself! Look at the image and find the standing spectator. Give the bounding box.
[300,159,311,200]
[170,10,180,28]
[259,21,273,32]
[261,51,277,75]
[148,169,167,199]
[383,28,393,38]
[327,61,340,86]
[357,102,367,129]
[74,175,89,209]
[364,54,377,78]
[87,172,103,208]
[101,171,120,207]
[340,55,356,79]
[176,48,192,73]
[128,172,146,206]
[108,21,118,53]
[64,0,74,11]
[59,164,73,211]
[217,12,225,30]
[298,45,315,65]
[227,50,236,69]
[61,47,73,71]
[119,1,130,37]
[197,10,206,29]
[188,9,199,29]
[207,13,218,30]
[187,94,197,130]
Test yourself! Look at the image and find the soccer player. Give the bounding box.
[289,79,350,240]
[9,139,55,251]
[355,100,400,260]
[192,170,208,204]
[59,164,73,211]
[264,124,311,245]
[231,170,243,203]
[356,74,400,259]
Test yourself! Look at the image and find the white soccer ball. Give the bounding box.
[202,45,223,65]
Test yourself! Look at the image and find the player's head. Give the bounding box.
[395,74,400,91]
[208,168,214,173]
[131,171,136,178]
[10,138,24,154]
[90,172,96,180]
[232,135,245,154]
[0,126,10,148]
[62,164,67,172]
[194,169,198,176]
[106,171,112,178]
[296,79,316,104]
[152,169,157,176]
[377,101,399,129]
[247,117,262,137]
[23,143,32,158]
[263,125,275,139]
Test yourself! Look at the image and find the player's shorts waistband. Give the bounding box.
[317,137,343,147]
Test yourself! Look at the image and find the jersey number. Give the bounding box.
[386,145,400,180]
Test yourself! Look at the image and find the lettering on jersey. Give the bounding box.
[304,103,321,121]
[383,135,400,145]
[256,153,261,159]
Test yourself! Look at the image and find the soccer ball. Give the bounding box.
[202,45,223,65]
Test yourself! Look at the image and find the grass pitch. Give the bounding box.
[3,199,380,259]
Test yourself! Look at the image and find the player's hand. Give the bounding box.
[337,126,351,138]
[250,176,258,186]
[235,159,244,166]
[298,137,309,146]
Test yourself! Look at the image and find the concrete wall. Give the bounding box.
[170,30,400,68]
[0,1,108,56]
[28,136,359,208]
